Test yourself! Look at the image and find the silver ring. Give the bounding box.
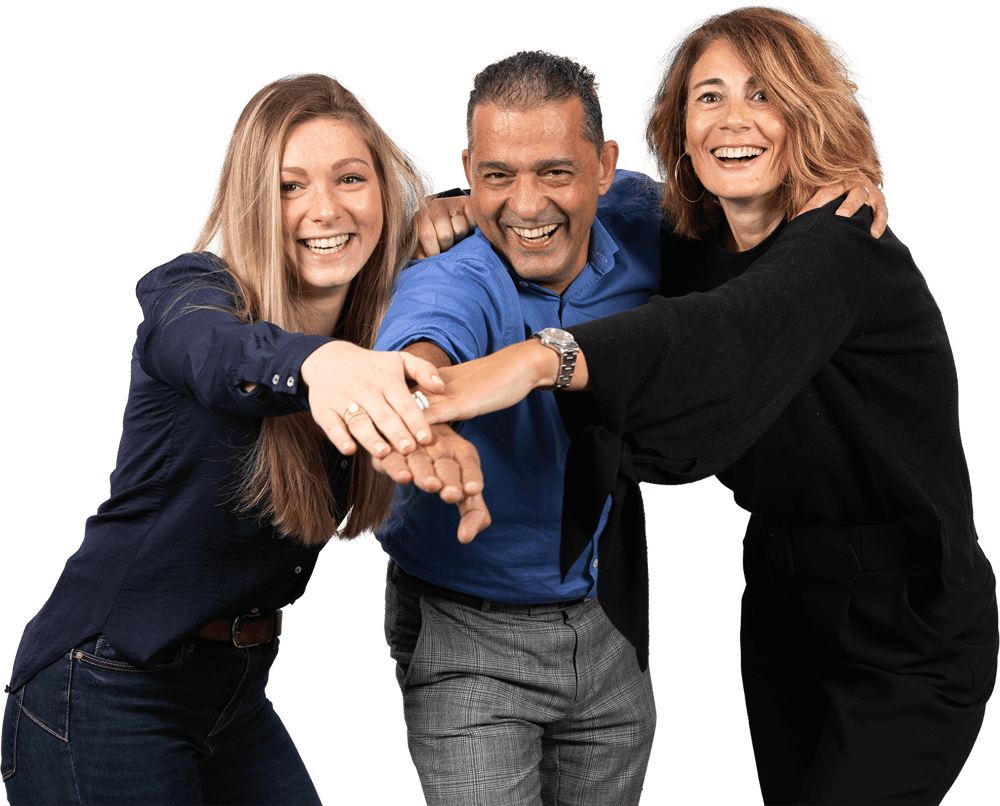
[344,403,366,423]
[412,391,429,411]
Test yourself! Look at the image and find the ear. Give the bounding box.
[462,149,472,187]
[596,140,619,196]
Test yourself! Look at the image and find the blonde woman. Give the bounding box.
[1,74,479,804]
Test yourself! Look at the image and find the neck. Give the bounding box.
[300,292,347,337]
[718,197,784,252]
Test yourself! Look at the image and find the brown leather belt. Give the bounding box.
[198,610,282,647]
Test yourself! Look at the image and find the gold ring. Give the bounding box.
[450,210,466,218]
[343,403,367,424]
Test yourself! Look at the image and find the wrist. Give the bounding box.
[524,339,561,390]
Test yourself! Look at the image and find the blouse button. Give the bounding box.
[294,566,302,574]
[286,376,295,387]
[271,374,280,385]
[340,460,348,468]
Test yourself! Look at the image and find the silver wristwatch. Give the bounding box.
[532,327,579,390]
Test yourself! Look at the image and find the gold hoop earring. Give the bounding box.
[673,153,704,204]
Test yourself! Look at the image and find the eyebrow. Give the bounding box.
[475,157,577,173]
[280,157,372,174]
[691,76,761,92]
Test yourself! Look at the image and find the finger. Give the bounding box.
[456,493,491,544]
[867,188,888,238]
[314,408,359,455]
[342,409,392,459]
[353,396,424,455]
[375,451,414,485]
[453,439,484,495]
[371,384,433,449]
[433,214,457,254]
[834,185,867,218]
[797,182,844,217]
[416,213,443,258]
[430,456,464,503]
[405,451,443,493]
[399,352,445,389]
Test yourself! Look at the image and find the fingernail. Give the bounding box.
[416,430,429,442]
[431,375,443,386]
[399,439,412,451]
[373,442,387,455]
[341,442,353,452]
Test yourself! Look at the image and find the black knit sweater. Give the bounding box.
[559,200,993,670]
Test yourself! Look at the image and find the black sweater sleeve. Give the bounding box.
[567,208,869,484]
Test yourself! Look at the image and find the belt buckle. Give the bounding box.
[230,610,272,648]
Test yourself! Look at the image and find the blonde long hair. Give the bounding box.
[647,7,883,239]
[195,74,423,544]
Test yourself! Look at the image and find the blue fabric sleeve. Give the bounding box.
[134,253,332,416]
[375,243,522,363]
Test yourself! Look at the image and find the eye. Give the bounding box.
[340,173,367,185]
[280,182,302,194]
[750,88,769,102]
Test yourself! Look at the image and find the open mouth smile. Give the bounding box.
[712,146,765,163]
[510,223,560,244]
[301,235,351,254]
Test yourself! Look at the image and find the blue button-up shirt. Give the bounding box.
[375,171,662,603]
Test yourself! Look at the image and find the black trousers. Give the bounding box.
[740,515,998,805]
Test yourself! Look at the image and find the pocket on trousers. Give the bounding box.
[74,634,191,673]
[2,687,23,781]
[18,651,73,742]
[384,569,426,689]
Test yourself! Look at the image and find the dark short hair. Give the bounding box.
[466,51,604,152]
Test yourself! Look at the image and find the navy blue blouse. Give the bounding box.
[9,252,345,692]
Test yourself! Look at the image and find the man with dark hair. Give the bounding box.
[375,51,662,805]
[374,47,886,805]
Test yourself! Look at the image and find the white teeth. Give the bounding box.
[713,146,764,160]
[304,235,350,253]
[511,224,558,240]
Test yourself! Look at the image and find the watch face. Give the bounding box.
[539,327,574,349]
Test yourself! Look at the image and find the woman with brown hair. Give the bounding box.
[420,8,998,804]
[1,73,479,804]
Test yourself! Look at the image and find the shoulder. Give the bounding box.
[137,251,234,295]
[781,196,913,267]
[394,232,515,299]
[596,170,663,219]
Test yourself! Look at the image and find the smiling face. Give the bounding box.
[685,40,787,221]
[281,116,383,317]
[463,99,617,296]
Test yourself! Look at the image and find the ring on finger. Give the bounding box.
[412,391,429,411]
[344,402,367,424]
[450,210,465,218]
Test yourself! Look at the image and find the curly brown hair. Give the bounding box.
[647,7,882,239]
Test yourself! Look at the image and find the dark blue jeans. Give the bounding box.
[2,634,321,805]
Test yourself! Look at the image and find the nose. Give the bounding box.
[722,97,751,132]
[308,183,341,223]
[506,175,548,221]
